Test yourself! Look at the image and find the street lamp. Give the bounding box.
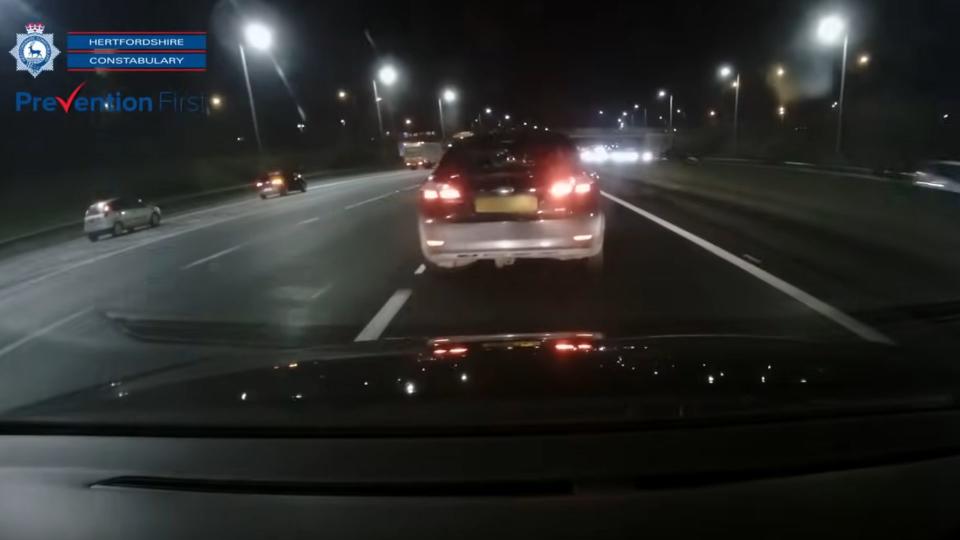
[485,107,492,115]
[858,53,870,66]
[718,64,741,152]
[778,105,786,125]
[437,87,456,141]
[816,14,848,154]
[657,89,673,130]
[296,122,306,133]
[337,89,348,100]
[238,22,273,153]
[404,118,412,127]
[372,63,398,137]
[708,109,716,118]
[776,65,785,77]
[244,23,272,51]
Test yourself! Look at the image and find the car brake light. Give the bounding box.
[439,185,461,200]
[423,183,461,201]
[551,177,592,198]
[555,342,576,351]
[270,178,284,185]
[550,180,574,197]
[256,181,263,187]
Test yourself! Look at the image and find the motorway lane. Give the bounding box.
[0,169,425,410]
[0,165,893,412]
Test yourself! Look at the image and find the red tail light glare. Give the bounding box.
[426,240,445,247]
[256,181,263,187]
[423,189,439,200]
[555,343,576,352]
[433,348,448,355]
[574,183,592,194]
[550,181,574,197]
[576,343,593,351]
[448,346,468,354]
[573,234,593,242]
[439,185,461,200]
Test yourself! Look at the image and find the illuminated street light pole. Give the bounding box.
[372,64,397,137]
[438,88,456,141]
[718,65,740,152]
[238,22,273,153]
[817,15,849,155]
[657,89,673,130]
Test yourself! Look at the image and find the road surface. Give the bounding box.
[0,165,955,411]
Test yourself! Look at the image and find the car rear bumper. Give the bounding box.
[419,213,604,265]
[83,216,115,233]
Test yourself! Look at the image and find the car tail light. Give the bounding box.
[422,181,462,202]
[550,177,593,198]
[256,181,263,187]
[439,185,461,200]
[270,177,284,186]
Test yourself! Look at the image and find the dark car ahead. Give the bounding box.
[255,169,307,199]
[418,132,604,270]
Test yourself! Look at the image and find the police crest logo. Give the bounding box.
[9,22,61,78]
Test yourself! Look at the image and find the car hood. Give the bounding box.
[9,332,960,434]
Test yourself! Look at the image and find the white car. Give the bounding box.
[914,161,960,194]
[83,197,162,242]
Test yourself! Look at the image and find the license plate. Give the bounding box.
[474,195,538,214]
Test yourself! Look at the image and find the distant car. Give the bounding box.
[914,161,960,194]
[256,170,306,199]
[402,141,443,169]
[83,197,161,242]
[418,132,604,270]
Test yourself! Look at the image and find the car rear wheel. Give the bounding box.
[259,193,267,200]
[112,222,125,237]
[149,212,160,228]
[87,233,100,242]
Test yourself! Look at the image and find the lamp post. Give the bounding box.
[657,89,674,130]
[238,22,272,153]
[718,65,740,152]
[438,88,456,141]
[817,14,849,155]
[373,64,397,137]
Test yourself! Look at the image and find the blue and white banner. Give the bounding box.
[67,32,206,72]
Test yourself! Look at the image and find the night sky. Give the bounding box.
[3,0,958,165]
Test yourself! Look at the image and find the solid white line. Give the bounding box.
[742,253,763,265]
[0,308,92,359]
[298,217,321,225]
[310,283,333,300]
[354,289,412,342]
[414,264,426,275]
[602,191,894,344]
[344,190,399,210]
[181,243,246,270]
